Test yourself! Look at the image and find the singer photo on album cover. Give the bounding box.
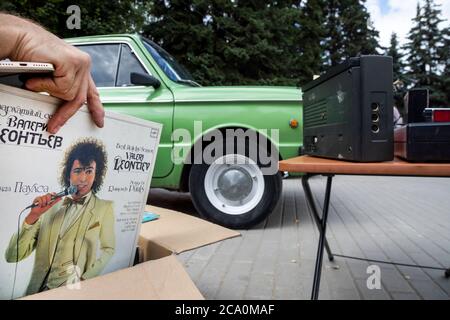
[4,137,115,295]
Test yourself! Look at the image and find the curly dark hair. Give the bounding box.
[59,138,108,194]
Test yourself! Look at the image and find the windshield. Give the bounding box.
[141,37,198,85]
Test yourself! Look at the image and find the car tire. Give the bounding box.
[189,138,282,229]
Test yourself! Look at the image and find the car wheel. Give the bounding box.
[189,146,282,229]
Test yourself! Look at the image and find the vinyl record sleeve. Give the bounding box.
[0,84,162,299]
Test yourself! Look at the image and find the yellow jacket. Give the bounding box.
[5,194,115,295]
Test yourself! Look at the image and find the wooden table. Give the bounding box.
[279,155,450,300]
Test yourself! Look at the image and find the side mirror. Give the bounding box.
[130,72,161,89]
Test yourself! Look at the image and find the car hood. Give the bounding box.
[172,85,302,103]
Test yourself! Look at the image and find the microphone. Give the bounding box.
[26,185,78,209]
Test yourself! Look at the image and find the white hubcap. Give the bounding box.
[204,154,265,215]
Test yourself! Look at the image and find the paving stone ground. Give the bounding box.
[148,175,450,300]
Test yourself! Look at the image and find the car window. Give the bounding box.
[142,38,194,82]
[76,44,120,87]
[116,44,148,87]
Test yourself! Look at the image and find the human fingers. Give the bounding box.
[44,193,54,207]
[46,193,62,208]
[32,196,42,208]
[25,66,79,101]
[46,71,89,133]
[24,46,91,102]
[46,99,83,134]
[86,75,104,128]
[36,193,51,208]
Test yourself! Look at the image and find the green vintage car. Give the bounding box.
[66,34,303,228]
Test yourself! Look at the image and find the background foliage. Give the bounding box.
[1,0,449,107]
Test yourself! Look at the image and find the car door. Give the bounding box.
[75,42,175,178]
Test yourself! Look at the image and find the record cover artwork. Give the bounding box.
[0,84,161,299]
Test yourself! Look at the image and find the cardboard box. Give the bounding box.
[22,255,203,300]
[139,205,241,261]
[23,205,240,300]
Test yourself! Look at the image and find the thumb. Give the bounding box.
[25,77,59,95]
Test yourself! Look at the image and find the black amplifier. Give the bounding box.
[395,123,450,162]
[404,89,429,123]
[302,55,394,162]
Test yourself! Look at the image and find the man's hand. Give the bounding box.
[0,13,104,134]
[25,193,62,225]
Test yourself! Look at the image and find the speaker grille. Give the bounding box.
[304,100,327,127]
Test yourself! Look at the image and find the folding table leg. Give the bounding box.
[309,175,333,300]
[301,174,334,261]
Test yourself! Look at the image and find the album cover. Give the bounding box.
[0,84,161,299]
